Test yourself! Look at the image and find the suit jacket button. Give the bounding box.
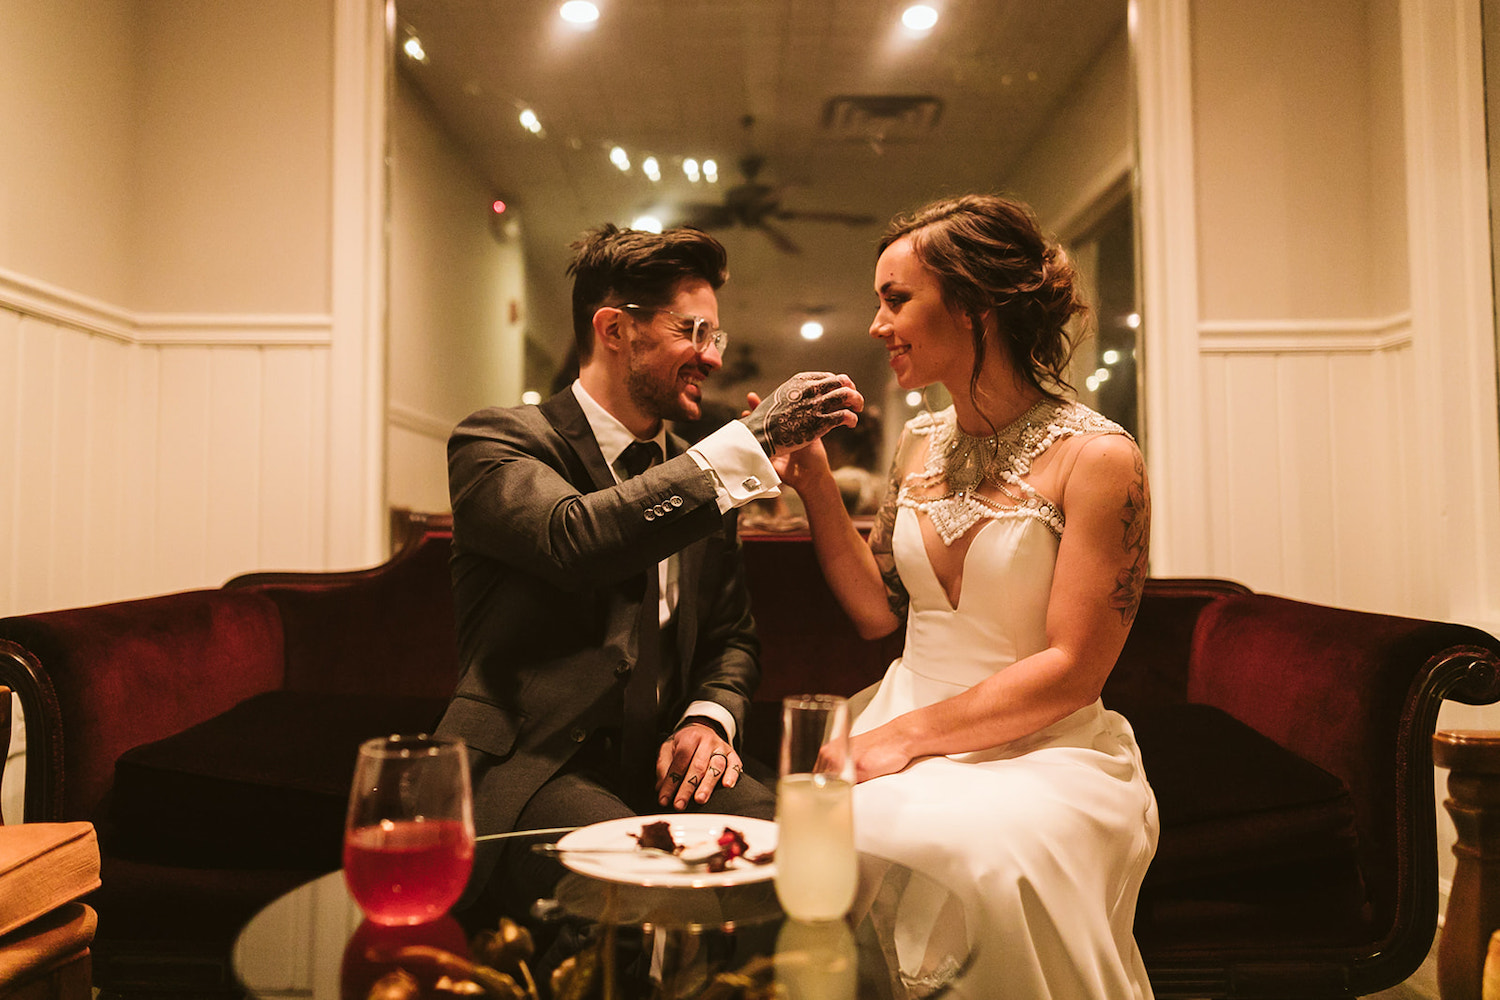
[644,508,657,521]
[615,660,631,677]
[570,727,588,743]
[670,495,683,507]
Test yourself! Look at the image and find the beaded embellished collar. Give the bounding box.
[901,399,1125,545]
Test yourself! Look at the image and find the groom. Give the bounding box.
[437,222,862,911]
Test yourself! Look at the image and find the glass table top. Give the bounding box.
[232,849,973,999]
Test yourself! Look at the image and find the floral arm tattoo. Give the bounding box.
[1108,448,1151,626]
[742,372,860,457]
[869,437,910,621]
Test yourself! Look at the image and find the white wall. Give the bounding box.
[0,0,384,625]
[386,72,527,515]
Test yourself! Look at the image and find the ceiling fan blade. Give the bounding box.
[679,203,736,230]
[773,208,879,226]
[756,220,802,255]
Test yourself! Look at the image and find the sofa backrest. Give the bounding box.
[226,529,460,699]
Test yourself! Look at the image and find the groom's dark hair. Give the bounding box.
[567,224,728,362]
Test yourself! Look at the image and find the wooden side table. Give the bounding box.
[1434,730,1500,1000]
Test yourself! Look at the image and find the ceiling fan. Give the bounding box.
[678,121,876,254]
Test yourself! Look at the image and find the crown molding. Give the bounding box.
[1198,313,1414,354]
[0,266,333,346]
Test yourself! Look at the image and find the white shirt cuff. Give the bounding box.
[679,700,739,745]
[688,420,781,512]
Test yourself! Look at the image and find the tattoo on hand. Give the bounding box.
[1108,450,1151,625]
[743,372,857,456]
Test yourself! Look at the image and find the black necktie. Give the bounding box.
[619,440,661,480]
[619,440,663,793]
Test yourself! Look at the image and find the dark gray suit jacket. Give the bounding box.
[435,389,761,835]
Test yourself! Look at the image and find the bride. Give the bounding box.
[774,194,1158,999]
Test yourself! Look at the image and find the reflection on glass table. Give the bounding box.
[232,849,973,999]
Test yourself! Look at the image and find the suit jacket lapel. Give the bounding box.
[539,388,615,493]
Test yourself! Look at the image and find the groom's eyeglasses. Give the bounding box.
[619,303,728,355]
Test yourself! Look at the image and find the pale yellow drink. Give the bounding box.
[775,773,857,921]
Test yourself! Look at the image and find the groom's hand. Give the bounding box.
[656,723,743,810]
[741,372,862,457]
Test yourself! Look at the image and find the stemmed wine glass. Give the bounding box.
[343,734,476,926]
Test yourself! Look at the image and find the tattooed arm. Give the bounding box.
[842,432,1151,782]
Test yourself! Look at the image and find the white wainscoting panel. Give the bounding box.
[1199,321,1417,615]
[0,306,336,618]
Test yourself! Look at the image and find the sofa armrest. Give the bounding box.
[0,591,287,823]
[1184,591,1500,969]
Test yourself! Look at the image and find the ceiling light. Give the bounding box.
[683,158,701,182]
[1085,375,1100,392]
[609,146,630,171]
[703,159,718,183]
[631,215,663,233]
[902,5,939,31]
[1094,367,1111,383]
[800,321,825,342]
[1125,312,1141,329]
[643,156,661,182]
[1102,349,1120,364]
[559,1,599,26]
[402,35,428,63]
[521,390,542,405]
[519,109,543,135]
[905,390,923,408]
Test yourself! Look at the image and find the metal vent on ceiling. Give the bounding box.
[820,95,944,143]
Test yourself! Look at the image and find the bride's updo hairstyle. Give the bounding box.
[878,194,1088,400]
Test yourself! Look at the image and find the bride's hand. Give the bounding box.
[848,730,913,783]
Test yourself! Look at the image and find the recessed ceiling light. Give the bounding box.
[559,1,599,26]
[402,35,428,62]
[521,390,542,405]
[609,146,630,172]
[800,321,825,342]
[902,5,939,31]
[643,156,661,182]
[518,109,543,135]
[683,158,701,182]
[632,215,663,233]
[905,390,924,408]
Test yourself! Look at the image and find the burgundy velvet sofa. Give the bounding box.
[2,516,1499,999]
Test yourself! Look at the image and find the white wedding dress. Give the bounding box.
[849,403,1158,1000]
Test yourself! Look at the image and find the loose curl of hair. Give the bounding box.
[567,224,728,363]
[878,194,1089,413]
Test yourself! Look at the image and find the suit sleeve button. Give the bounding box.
[644,508,657,521]
[615,660,631,677]
[670,496,683,507]
[570,727,588,743]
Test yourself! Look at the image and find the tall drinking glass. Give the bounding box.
[775,694,857,921]
[343,734,475,926]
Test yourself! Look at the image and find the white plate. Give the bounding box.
[552,814,777,888]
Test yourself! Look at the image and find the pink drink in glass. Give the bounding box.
[343,818,475,926]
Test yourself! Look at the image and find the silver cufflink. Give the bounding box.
[742,476,761,491]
